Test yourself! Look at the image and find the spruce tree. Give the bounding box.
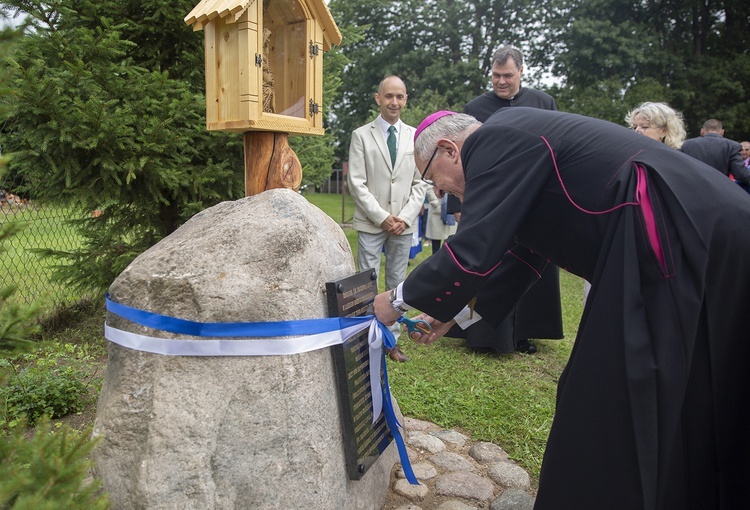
[0,0,244,292]
[0,20,107,508]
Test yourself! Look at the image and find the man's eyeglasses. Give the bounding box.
[420,147,438,186]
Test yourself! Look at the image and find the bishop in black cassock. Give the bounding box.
[374,107,750,509]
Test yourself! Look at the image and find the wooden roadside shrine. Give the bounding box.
[185,0,342,196]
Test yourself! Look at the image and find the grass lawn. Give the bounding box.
[304,191,584,484]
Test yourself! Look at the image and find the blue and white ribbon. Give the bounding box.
[104,296,418,485]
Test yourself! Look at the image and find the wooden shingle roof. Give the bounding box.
[184,0,342,47]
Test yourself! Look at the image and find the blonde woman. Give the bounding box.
[625,101,686,149]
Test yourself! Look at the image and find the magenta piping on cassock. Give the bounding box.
[540,136,640,215]
[540,136,665,268]
[443,242,503,277]
[507,249,543,278]
[444,137,667,277]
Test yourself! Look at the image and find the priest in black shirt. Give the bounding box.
[463,46,557,114]
[456,46,563,354]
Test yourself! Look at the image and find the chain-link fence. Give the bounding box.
[1,189,95,310]
[318,168,345,195]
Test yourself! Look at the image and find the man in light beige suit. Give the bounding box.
[347,75,427,362]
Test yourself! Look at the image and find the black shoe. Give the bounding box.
[386,345,409,362]
[515,339,537,354]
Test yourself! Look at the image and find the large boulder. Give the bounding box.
[93,189,397,509]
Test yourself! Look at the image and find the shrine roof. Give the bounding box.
[185,0,342,47]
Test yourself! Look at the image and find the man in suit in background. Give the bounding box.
[347,75,427,362]
[736,140,750,193]
[740,140,750,166]
[456,45,563,355]
[681,119,750,183]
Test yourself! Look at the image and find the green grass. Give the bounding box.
[304,192,584,486]
[301,189,355,225]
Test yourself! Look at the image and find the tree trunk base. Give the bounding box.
[244,132,302,196]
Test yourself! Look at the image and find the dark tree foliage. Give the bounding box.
[328,0,555,162]
[0,0,348,293]
[545,0,750,138]
[0,22,106,509]
[329,0,749,144]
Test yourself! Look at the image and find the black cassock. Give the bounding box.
[403,108,750,509]
[460,87,564,352]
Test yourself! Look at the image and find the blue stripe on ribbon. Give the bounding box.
[106,294,367,337]
[105,295,419,485]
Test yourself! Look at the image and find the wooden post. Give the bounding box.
[243,132,303,196]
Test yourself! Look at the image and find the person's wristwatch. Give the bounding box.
[390,288,408,314]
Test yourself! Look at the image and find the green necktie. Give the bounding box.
[387,125,397,166]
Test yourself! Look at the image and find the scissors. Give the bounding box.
[397,316,432,341]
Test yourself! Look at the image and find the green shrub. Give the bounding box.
[0,419,109,509]
[0,343,100,428]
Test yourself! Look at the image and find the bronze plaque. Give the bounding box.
[326,270,391,480]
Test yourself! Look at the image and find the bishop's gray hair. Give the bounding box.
[414,113,482,160]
